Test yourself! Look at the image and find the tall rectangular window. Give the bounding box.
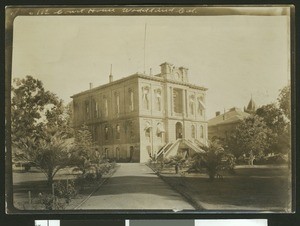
[200,125,204,138]
[115,92,120,115]
[95,102,99,118]
[129,89,134,111]
[116,124,120,139]
[85,101,90,119]
[173,88,183,113]
[103,96,108,117]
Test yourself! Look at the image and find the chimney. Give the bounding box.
[89,83,93,89]
[160,62,173,74]
[216,111,221,116]
[150,68,152,76]
[109,64,113,83]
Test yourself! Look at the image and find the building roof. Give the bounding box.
[246,97,256,112]
[208,107,250,127]
[71,71,207,99]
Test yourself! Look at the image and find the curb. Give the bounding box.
[146,163,204,210]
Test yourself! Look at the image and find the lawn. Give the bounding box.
[12,166,117,210]
[158,165,292,212]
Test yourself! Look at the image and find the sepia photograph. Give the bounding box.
[5,6,293,213]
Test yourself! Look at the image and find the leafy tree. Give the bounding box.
[277,85,291,121]
[221,133,241,159]
[256,103,290,154]
[11,76,74,186]
[70,124,96,176]
[233,116,272,165]
[256,103,287,135]
[192,139,235,181]
[13,132,74,186]
[11,76,60,141]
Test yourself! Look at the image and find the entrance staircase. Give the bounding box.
[156,138,205,160]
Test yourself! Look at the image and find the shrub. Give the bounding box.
[53,180,77,204]
[37,193,66,210]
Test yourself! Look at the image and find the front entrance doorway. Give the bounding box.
[175,122,183,139]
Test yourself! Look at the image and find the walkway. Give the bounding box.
[77,163,194,210]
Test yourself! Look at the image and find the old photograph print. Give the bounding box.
[5,6,293,212]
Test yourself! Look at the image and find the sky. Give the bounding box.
[12,13,290,119]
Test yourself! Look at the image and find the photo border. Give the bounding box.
[1,2,299,226]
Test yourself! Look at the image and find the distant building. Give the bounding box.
[208,97,256,140]
[244,96,257,114]
[71,62,208,163]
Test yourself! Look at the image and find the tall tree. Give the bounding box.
[277,85,291,121]
[70,124,96,175]
[11,76,73,186]
[256,103,290,154]
[233,116,272,165]
[11,75,61,140]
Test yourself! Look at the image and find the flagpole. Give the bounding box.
[143,23,147,74]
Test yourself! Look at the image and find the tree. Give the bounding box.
[11,76,74,186]
[70,124,96,176]
[233,116,272,165]
[166,154,186,174]
[192,139,235,181]
[277,85,291,121]
[11,76,60,141]
[277,85,291,167]
[13,132,73,186]
[256,103,290,154]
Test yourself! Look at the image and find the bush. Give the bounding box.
[37,193,66,210]
[255,154,288,165]
[54,180,77,204]
[75,160,116,191]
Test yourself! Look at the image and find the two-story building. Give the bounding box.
[71,62,208,163]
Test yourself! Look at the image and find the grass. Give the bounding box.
[12,166,117,210]
[158,165,292,212]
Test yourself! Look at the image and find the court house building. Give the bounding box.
[71,62,208,163]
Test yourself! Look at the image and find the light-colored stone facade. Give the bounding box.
[71,62,208,162]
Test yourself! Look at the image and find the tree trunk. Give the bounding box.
[249,150,255,166]
[47,172,54,187]
[209,173,215,181]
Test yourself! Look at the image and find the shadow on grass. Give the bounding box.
[161,166,291,210]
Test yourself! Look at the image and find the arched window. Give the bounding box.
[156,122,165,142]
[142,86,150,110]
[115,147,120,160]
[105,148,109,158]
[104,125,109,140]
[145,121,152,142]
[116,124,120,139]
[155,89,162,111]
[200,125,204,138]
[191,125,196,139]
